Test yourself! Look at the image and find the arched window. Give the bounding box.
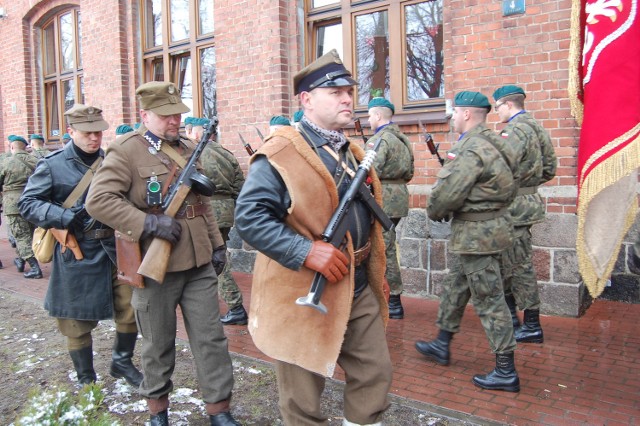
[41,8,83,140]
[141,0,216,120]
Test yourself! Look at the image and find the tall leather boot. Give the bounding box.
[388,294,404,319]
[472,352,520,392]
[24,257,43,279]
[515,309,544,343]
[110,332,143,387]
[220,305,248,326]
[150,410,169,426]
[415,329,452,365]
[210,412,241,426]
[14,257,25,273]
[504,293,520,328]
[69,346,96,385]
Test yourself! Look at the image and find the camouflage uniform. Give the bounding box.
[499,112,556,311]
[199,141,246,309]
[0,151,38,259]
[366,124,414,295]
[31,147,51,160]
[428,123,518,354]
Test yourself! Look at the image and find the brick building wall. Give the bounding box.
[0,0,637,316]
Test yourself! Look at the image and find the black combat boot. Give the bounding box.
[150,410,169,426]
[415,329,452,365]
[24,257,43,279]
[69,346,97,385]
[504,293,521,328]
[14,257,25,273]
[110,332,143,387]
[220,305,248,326]
[472,352,520,392]
[515,309,544,343]
[210,412,241,426]
[388,294,404,319]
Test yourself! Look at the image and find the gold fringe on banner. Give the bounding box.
[568,0,584,125]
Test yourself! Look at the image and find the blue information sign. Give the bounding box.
[503,0,525,16]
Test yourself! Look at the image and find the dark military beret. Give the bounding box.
[293,49,358,95]
[367,97,395,114]
[62,133,71,140]
[65,104,110,132]
[454,91,491,110]
[30,134,45,141]
[492,85,526,102]
[269,115,291,127]
[136,81,190,115]
[292,110,303,123]
[115,124,134,135]
[8,135,27,145]
[185,117,210,127]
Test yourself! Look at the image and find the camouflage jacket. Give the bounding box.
[428,123,518,254]
[31,148,51,159]
[366,124,414,218]
[0,151,37,214]
[200,141,245,228]
[500,111,557,226]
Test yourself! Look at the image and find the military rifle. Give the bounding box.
[137,118,219,283]
[238,133,255,155]
[354,118,368,144]
[420,120,444,166]
[255,126,265,142]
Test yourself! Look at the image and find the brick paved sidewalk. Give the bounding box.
[1,239,637,425]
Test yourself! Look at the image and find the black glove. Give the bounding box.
[212,245,227,275]
[142,214,182,245]
[62,208,90,233]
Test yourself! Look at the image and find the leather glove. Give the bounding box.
[62,208,90,233]
[142,214,182,245]
[303,240,349,283]
[212,245,227,275]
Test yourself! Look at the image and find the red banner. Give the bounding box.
[569,0,640,297]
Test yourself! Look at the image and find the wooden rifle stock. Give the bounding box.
[354,118,368,144]
[419,120,444,166]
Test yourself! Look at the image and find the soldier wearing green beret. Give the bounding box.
[19,104,144,390]
[493,85,557,344]
[85,82,239,426]
[366,97,414,319]
[29,133,50,159]
[185,116,249,326]
[268,115,291,136]
[415,91,522,392]
[61,133,71,145]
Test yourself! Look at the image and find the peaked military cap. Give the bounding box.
[269,115,291,126]
[136,81,190,115]
[30,134,45,140]
[367,97,395,114]
[492,85,526,101]
[293,49,358,95]
[454,91,491,110]
[185,117,210,127]
[115,124,134,135]
[292,110,303,123]
[65,104,110,132]
[8,135,27,145]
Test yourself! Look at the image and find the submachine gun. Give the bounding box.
[295,138,394,314]
[419,120,444,166]
[137,118,219,283]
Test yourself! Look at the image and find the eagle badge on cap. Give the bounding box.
[87,107,95,114]
[168,85,175,94]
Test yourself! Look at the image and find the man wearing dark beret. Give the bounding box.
[492,85,557,343]
[19,105,144,390]
[85,82,239,426]
[415,91,522,392]
[235,49,392,424]
[366,97,414,320]
[29,133,50,159]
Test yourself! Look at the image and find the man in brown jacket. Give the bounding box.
[86,82,239,426]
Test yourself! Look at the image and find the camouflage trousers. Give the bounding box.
[383,218,403,295]
[7,214,35,259]
[218,227,244,309]
[436,253,516,353]
[502,226,541,311]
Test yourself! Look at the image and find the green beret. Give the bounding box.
[293,49,357,95]
[492,85,526,101]
[65,104,110,132]
[30,134,45,140]
[62,133,71,140]
[270,115,291,126]
[292,110,303,123]
[133,123,141,130]
[367,97,395,114]
[185,117,210,127]
[115,124,134,135]
[136,81,190,115]
[8,135,27,145]
[454,91,491,110]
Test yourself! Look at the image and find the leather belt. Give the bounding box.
[454,207,508,222]
[353,240,371,267]
[517,186,538,195]
[84,228,115,240]
[175,203,208,219]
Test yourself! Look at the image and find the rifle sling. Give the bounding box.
[63,157,103,208]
